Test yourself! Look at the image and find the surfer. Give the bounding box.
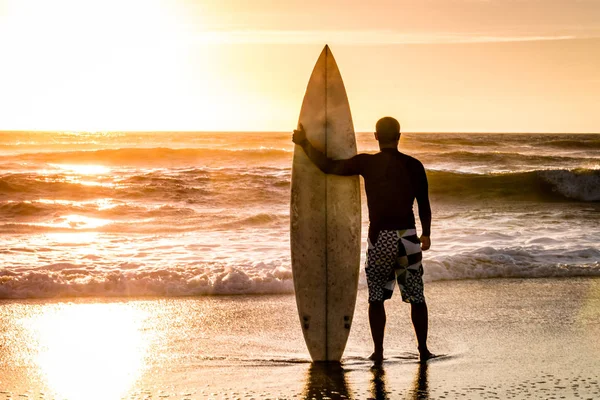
[293,116,433,364]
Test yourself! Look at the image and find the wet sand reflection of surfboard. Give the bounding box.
[290,45,361,362]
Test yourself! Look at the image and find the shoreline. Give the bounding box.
[1,275,599,303]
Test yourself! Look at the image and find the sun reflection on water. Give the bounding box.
[50,164,112,175]
[35,214,111,230]
[24,303,150,400]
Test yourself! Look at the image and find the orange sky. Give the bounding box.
[0,0,599,132]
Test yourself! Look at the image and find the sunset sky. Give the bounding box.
[1,0,599,132]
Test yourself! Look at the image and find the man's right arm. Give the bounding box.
[413,160,432,250]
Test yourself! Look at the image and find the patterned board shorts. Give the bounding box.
[365,229,425,304]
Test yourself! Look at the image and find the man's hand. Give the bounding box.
[420,235,431,251]
[292,123,307,145]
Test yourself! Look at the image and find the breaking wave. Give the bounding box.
[428,168,600,202]
[0,262,294,299]
[425,246,600,281]
[1,246,599,299]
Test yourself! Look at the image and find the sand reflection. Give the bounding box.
[304,362,352,399]
[370,363,429,400]
[24,303,150,400]
[369,365,388,399]
[409,363,429,400]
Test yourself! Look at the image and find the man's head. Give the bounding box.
[374,117,401,147]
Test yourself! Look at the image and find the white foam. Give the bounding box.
[539,169,600,201]
[2,245,600,299]
[0,261,295,299]
[424,246,600,281]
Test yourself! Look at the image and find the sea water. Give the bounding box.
[1,131,599,299]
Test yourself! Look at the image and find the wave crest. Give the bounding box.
[429,168,600,202]
[542,139,600,150]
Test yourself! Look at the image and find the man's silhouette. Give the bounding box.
[293,117,433,363]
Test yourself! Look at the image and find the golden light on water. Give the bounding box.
[51,164,112,175]
[36,198,119,210]
[24,303,150,400]
[45,231,102,247]
[62,214,110,229]
[37,214,111,230]
[39,164,117,189]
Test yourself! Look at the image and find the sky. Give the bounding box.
[0,0,599,132]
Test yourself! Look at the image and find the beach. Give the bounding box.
[1,278,599,399]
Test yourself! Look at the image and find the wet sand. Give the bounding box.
[1,277,599,399]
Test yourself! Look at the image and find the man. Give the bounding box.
[292,116,433,363]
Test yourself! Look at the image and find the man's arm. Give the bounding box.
[293,124,362,176]
[414,160,432,250]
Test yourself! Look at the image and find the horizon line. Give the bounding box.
[0,129,598,135]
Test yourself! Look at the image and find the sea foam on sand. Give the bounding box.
[1,277,599,399]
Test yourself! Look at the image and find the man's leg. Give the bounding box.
[410,301,432,361]
[365,230,398,363]
[369,301,386,362]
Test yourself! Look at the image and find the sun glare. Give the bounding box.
[1,0,599,132]
[0,0,198,131]
[24,303,150,400]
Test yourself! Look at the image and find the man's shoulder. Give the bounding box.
[398,152,424,166]
[353,152,374,161]
[367,150,423,165]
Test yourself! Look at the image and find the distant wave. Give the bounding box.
[9,144,595,172]
[0,167,290,204]
[404,133,600,151]
[410,137,501,148]
[428,169,600,202]
[7,147,293,166]
[425,151,597,166]
[2,167,598,207]
[542,139,600,150]
[3,133,600,159]
[0,201,194,221]
[213,213,287,229]
[0,201,287,233]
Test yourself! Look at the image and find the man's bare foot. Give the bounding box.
[368,352,384,364]
[419,350,435,363]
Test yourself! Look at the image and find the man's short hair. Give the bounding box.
[376,117,401,142]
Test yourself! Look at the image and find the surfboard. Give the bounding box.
[290,45,361,362]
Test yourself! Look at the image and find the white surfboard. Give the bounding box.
[290,45,361,362]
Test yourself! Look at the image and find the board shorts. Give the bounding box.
[365,229,425,304]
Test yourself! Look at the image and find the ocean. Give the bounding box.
[1,131,599,299]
